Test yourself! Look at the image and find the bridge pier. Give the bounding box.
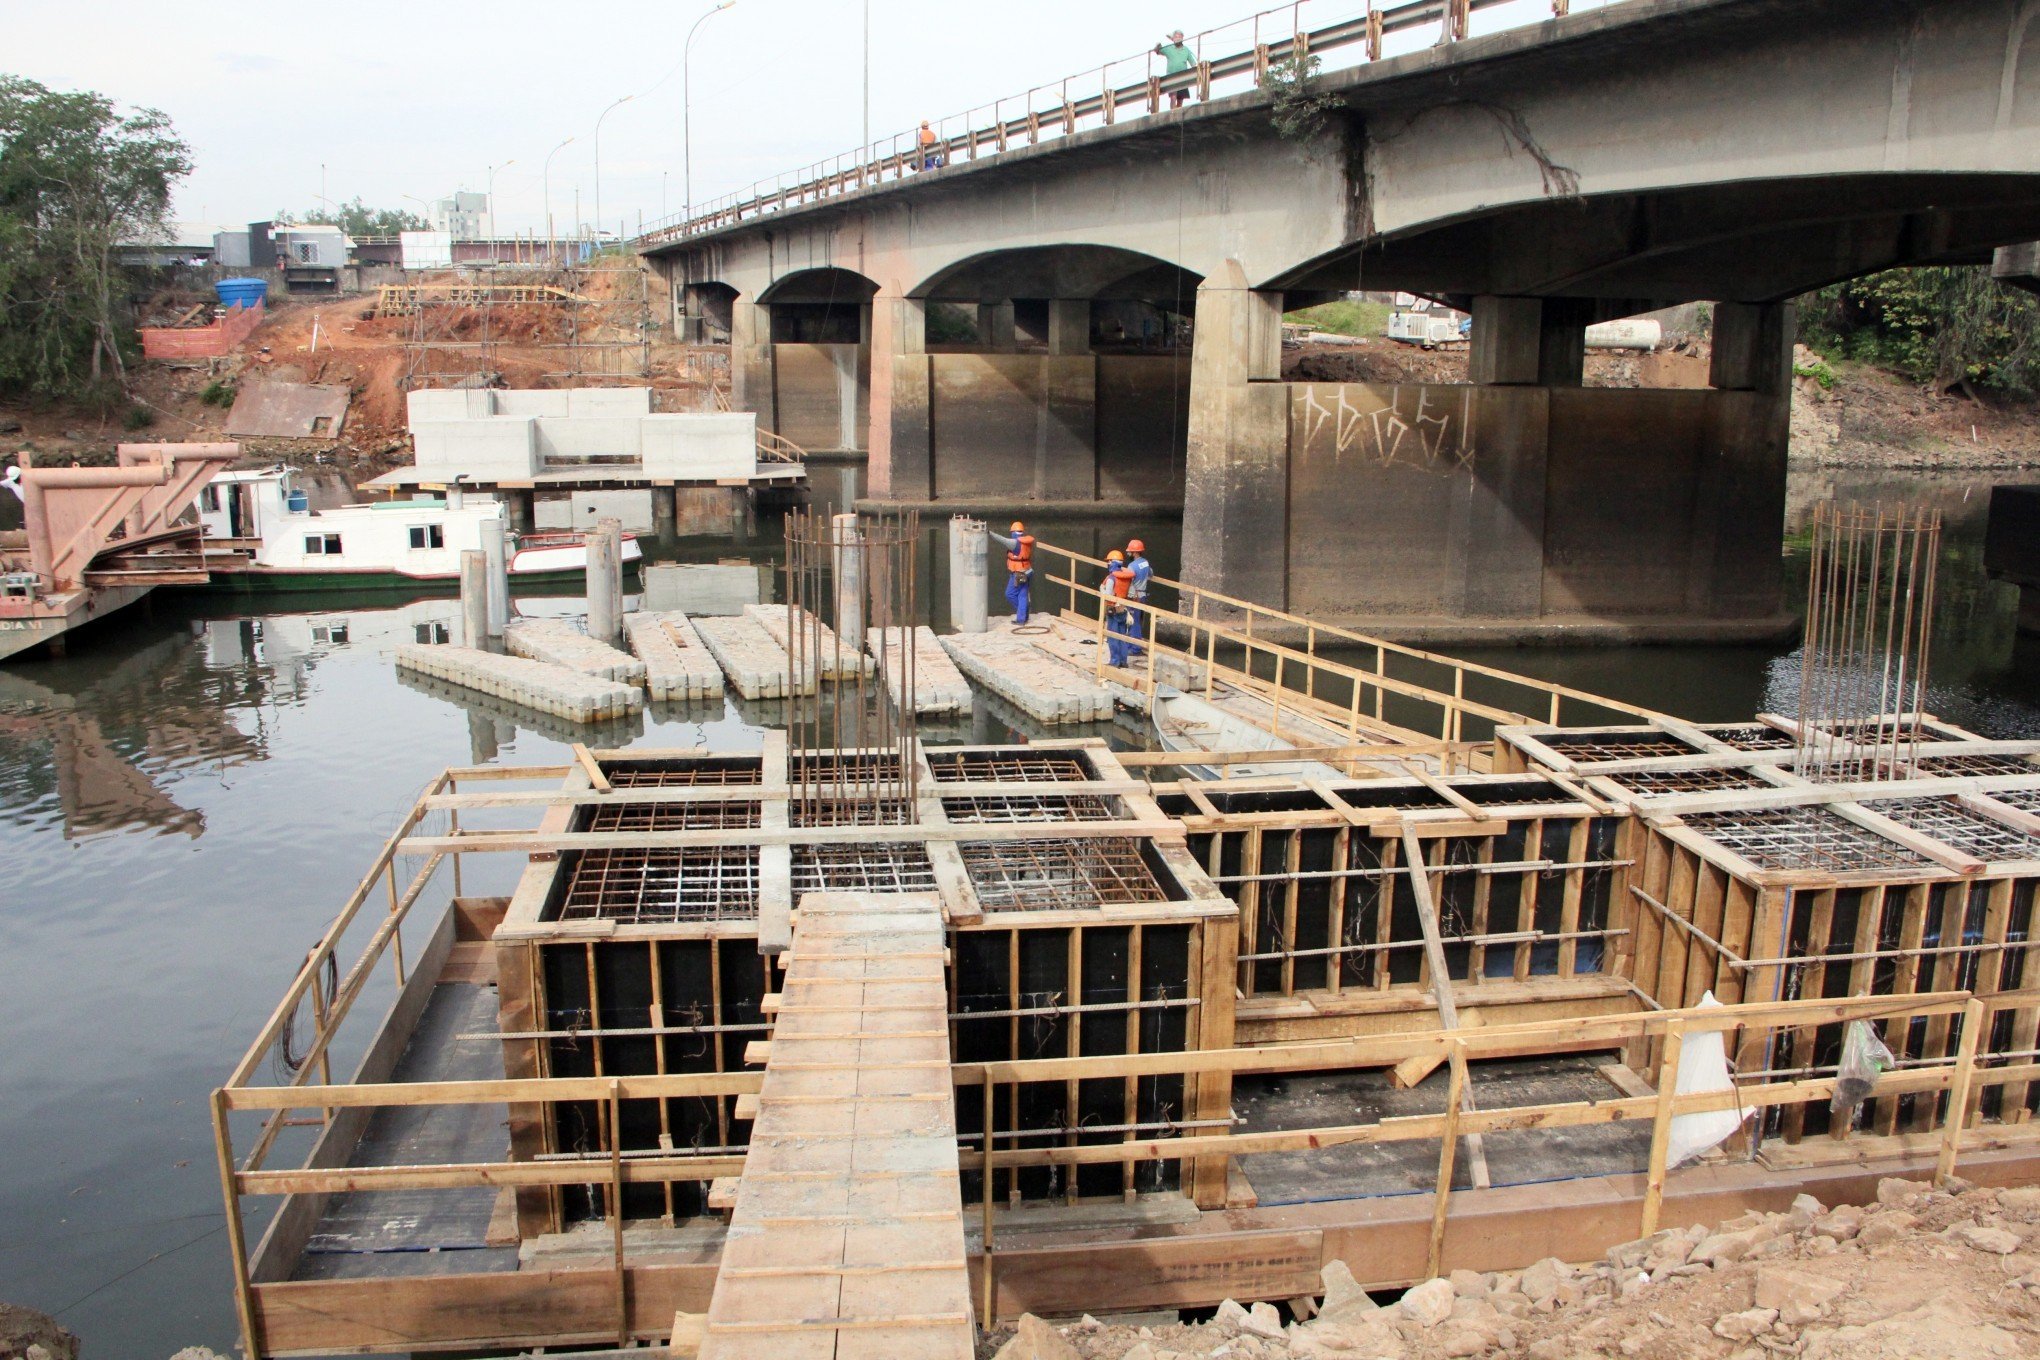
[1181,264,1795,644]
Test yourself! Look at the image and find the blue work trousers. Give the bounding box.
[1005,572,1031,624]
[1106,608,1138,666]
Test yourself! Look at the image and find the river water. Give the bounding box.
[2,465,2037,1356]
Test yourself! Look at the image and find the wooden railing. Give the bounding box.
[639,0,1618,245]
[1028,537,1664,747]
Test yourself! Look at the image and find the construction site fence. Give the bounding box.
[640,0,1608,244]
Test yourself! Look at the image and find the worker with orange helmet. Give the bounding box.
[1101,548,1138,666]
[1123,537,1152,659]
[988,519,1036,625]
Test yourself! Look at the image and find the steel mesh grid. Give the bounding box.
[1606,767,1776,795]
[792,842,938,894]
[960,837,1167,911]
[606,761,762,788]
[941,794,1115,823]
[1539,732,1702,761]
[552,847,760,923]
[1909,754,2040,777]
[1861,796,2040,862]
[1709,726,1797,751]
[791,797,915,828]
[927,751,1094,784]
[1990,788,2040,815]
[582,801,761,833]
[1683,806,1929,873]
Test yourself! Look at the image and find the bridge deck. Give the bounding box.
[698,891,974,1360]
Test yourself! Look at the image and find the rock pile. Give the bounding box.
[986,1177,2040,1360]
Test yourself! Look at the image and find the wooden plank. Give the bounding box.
[1400,827,1490,1190]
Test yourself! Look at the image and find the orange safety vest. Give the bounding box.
[1006,535,1034,574]
[1105,565,1134,600]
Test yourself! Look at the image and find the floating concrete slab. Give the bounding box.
[866,625,972,715]
[744,603,871,679]
[394,644,641,723]
[504,617,647,685]
[693,613,815,699]
[622,610,724,701]
[939,629,1116,724]
[224,380,350,439]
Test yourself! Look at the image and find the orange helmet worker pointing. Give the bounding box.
[989,520,1036,625]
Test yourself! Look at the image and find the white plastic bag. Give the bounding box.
[1666,992,1754,1168]
[1829,1018,1897,1120]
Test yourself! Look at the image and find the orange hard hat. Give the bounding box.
[1127,538,1145,553]
[1106,549,1125,562]
[1010,520,1025,532]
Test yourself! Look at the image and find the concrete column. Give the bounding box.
[832,512,865,653]
[977,301,1017,352]
[948,515,989,633]
[586,517,623,645]
[459,550,488,649]
[867,292,931,500]
[652,485,678,538]
[1047,299,1090,355]
[1468,296,1587,386]
[480,516,509,637]
[731,298,775,423]
[1180,261,1290,609]
[506,489,535,534]
[1709,302,1795,394]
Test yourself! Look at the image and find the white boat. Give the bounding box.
[194,467,642,591]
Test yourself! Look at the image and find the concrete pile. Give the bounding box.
[623,611,725,701]
[865,625,973,714]
[394,644,641,722]
[504,618,647,685]
[987,1176,2040,1360]
[939,630,1115,723]
[745,603,872,679]
[693,613,816,699]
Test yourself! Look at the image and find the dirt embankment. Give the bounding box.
[1282,337,2040,472]
[0,272,716,482]
[985,1175,2040,1360]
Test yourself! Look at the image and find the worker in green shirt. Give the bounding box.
[1155,31,1195,107]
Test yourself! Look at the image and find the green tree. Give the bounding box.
[277,197,428,237]
[1799,266,2040,396]
[0,75,192,398]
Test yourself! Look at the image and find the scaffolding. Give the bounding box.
[397,261,655,391]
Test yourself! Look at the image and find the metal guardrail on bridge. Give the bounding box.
[638,0,1614,246]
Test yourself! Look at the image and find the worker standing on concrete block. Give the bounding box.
[1155,31,1195,106]
[989,520,1035,625]
[1102,549,1137,666]
[1124,537,1152,659]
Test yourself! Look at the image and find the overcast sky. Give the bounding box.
[7,0,1578,237]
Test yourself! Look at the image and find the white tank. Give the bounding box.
[1584,319,1663,351]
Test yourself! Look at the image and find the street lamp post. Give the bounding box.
[594,95,634,251]
[486,160,515,238]
[684,1,739,229]
[543,136,575,255]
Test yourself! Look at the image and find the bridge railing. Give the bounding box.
[638,0,1612,248]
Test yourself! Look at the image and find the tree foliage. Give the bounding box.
[1799,267,2040,396]
[274,197,427,237]
[0,75,192,400]
[1265,55,1340,143]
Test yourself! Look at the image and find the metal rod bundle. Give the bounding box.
[782,507,922,822]
[1795,502,1941,784]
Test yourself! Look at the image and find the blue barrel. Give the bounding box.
[285,490,309,513]
[215,277,268,310]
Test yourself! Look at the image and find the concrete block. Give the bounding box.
[745,604,870,680]
[866,625,973,714]
[938,630,1114,724]
[623,610,725,701]
[505,618,646,685]
[566,387,654,417]
[405,389,489,423]
[535,415,643,460]
[411,416,538,478]
[394,643,641,723]
[642,413,757,480]
[493,390,572,419]
[694,613,816,699]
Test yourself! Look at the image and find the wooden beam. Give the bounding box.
[1401,827,1490,1189]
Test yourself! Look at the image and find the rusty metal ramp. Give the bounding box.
[225,381,350,438]
[699,891,974,1360]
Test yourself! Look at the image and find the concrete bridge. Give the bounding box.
[642,0,2040,641]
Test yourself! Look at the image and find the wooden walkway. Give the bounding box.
[698,891,975,1360]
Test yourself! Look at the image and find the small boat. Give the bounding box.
[1151,685,1347,782]
[195,467,641,590]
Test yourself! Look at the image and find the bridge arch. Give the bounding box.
[910,245,1201,355]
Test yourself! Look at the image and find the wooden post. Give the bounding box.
[1640,1019,1687,1237]
[1429,1048,1464,1278]
[212,1090,263,1360]
[610,1079,628,1345]
[1401,828,1489,1188]
[982,1077,996,1324]
[386,862,406,986]
[1937,998,1987,1185]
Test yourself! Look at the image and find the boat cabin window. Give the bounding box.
[200,486,222,512]
[414,622,451,644]
[304,533,343,555]
[408,524,445,550]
